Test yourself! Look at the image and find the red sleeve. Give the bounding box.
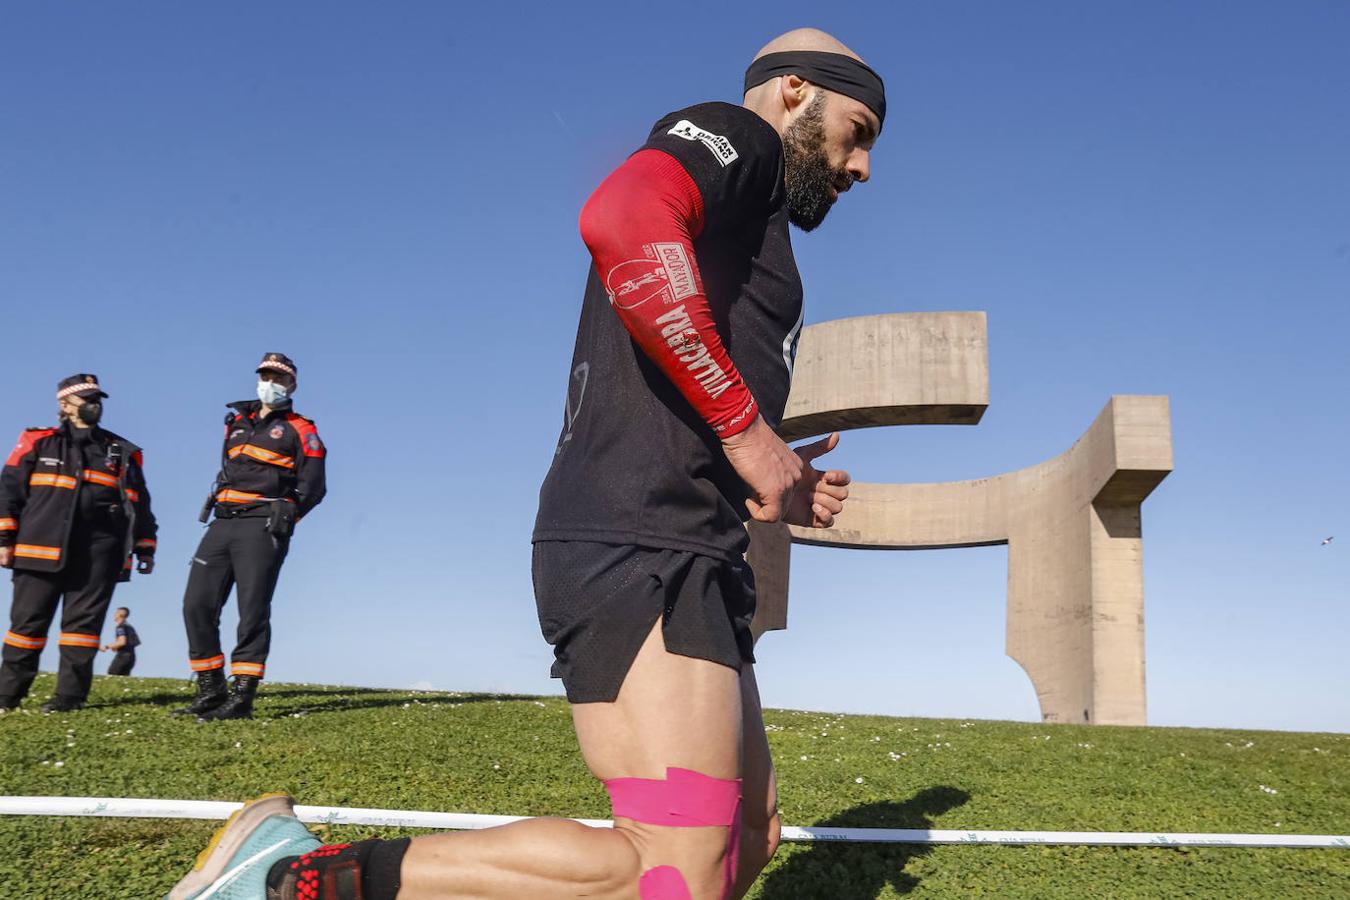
[6,428,53,468]
[286,414,325,458]
[578,149,758,437]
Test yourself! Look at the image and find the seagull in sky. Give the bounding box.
[1322,536,1334,546]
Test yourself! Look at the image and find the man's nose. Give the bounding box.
[848,149,870,184]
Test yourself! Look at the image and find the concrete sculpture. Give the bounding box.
[747,312,1171,726]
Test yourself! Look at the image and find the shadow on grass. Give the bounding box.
[89,685,541,713]
[758,786,971,899]
[256,691,539,719]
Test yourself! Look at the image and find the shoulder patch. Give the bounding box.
[286,413,325,458]
[667,120,739,167]
[7,428,56,468]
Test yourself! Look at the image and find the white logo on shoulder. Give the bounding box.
[667,120,738,167]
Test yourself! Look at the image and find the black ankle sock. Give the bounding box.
[265,838,410,900]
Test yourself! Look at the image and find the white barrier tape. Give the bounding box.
[2,797,1347,849]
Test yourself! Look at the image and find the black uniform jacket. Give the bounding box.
[213,400,326,520]
[0,423,158,579]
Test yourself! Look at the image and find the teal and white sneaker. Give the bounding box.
[168,793,320,899]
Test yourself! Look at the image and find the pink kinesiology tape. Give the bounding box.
[605,767,744,899]
[640,865,694,900]
[604,767,741,827]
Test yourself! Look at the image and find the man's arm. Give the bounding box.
[578,150,802,519]
[127,449,157,573]
[578,149,758,437]
[0,430,45,567]
[288,416,326,520]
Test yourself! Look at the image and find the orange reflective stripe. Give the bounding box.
[29,473,77,490]
[190,655,226,671]
[217,489,264,503]
[135,538,157,548]
[228,444,295,469]
[14,544,61,560]
[4,630,47,650]
[58,632,100,648]
[0,517,16,530]
[216,490,294,505]
[82,469,119,487]
[231,661,265,677]
[125,488,141,502]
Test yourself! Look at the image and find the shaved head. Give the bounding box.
[752,27,863,63]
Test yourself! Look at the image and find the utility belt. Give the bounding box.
[213,502,271,519]
[210,495,296,537]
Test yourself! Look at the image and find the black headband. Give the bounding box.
[744,50,886,131]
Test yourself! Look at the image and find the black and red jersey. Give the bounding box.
[534,102,803,561]
[213,400,326,519]
[0,422,157,579]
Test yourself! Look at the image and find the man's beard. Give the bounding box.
[782,92,849,232]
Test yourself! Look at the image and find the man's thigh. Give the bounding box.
[570,620,743,898]
[8,572,62,634]
[572,619,743,782]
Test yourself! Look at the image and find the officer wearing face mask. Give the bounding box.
[175,353,326,721]
[0,375,157,714]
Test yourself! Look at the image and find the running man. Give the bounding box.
[170,27,881,900]
[103,606,140,675]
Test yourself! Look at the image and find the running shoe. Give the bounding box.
[167,793,320,899]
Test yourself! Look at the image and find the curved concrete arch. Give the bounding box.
[746,313,1172,726]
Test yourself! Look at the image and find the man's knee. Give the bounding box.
[613,825,729,900]
[606,767,743,899]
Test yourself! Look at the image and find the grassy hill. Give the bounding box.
[2,674,1347,898]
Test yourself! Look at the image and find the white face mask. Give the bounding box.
[257,380,290,406]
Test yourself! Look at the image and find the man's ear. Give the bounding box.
[779,74,812,116]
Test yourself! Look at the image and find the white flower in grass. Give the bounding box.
[854,777,864,784]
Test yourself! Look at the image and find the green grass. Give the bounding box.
[1,674,1347,898]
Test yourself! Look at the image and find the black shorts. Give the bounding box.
[532,541,757,703]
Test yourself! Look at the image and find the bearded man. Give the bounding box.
[171,27,881,900]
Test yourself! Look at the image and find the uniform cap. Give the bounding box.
[56,374,108,400]
[256,352,298,378]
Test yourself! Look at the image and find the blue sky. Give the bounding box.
[2,2,1346,733]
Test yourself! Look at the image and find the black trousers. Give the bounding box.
[0,530,123,701]
[182,516,290,679]
[108,651,135,675]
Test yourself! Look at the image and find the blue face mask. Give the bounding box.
[257,380,289,406]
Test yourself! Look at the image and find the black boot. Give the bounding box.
[172,670,229,717]
[40,695,85,713]
[199,675,258,721]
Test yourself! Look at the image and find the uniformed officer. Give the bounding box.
[0,375,157,713]
[175,353,326,721]
[103,606,140,675]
